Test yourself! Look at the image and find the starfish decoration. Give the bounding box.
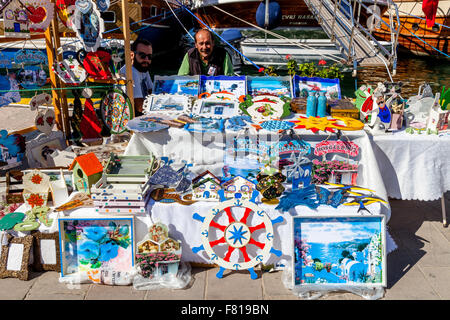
[284,151,311,179]
[228,225,248,246]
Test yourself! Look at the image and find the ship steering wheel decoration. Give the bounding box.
[193,189,284,280]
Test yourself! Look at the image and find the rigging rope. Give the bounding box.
[164,0,195,41]
[210,4,344,63]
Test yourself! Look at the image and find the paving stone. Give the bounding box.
[420,267,450,299]
[25,271,90,300]
[205,268,263,300]
[85,283,146,300]
[406,221,450,268]
[261,271,296,298]
[144,267,207,300]
[383,261,439,300]
[0,275,38,300]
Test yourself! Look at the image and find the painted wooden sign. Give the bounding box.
[314,140,359,157]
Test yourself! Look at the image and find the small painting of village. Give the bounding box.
[153,75,199,96]
[247,76,292,98]
[293,75,341,99]
[199,75,246,98]
[293,216,385,286]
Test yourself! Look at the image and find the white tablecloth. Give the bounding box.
[11,199,396,266]
[371,131,450,201]
[124,128,391,218]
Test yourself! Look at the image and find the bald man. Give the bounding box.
[178,29,234,76]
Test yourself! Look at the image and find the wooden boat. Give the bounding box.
[190,0,320,29]
[372,0,450,56]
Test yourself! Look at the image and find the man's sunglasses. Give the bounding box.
[136,51,152,60]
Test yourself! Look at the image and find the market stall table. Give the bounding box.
[370,131,450,225]
[124,127,391,218]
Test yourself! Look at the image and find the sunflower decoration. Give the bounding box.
[292,116,364,133]
[292,116,339,133]
[23,192,48,209]
[22,170,50,194]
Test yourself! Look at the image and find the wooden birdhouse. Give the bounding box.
[69,152,103,195]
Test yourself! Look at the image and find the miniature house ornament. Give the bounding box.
[69,152,103,195]
[193,190,284,280]
[136,222,182,279]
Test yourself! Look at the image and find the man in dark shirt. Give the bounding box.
[178,29,234,76]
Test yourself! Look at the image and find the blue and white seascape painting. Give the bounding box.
[153,75,200,96]
[293,217,384,286]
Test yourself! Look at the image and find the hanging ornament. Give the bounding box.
[79,49,112,80]
[192,190,284,280]
[23,0,54,33]
[56,0,76,27]
[35,108,56,135]
[16,65,47,89]
[96,0,109,11]
[30,93,52,111]
[72,0,104,52]
[2,2,30,38]
[53,56,87,85]
[100,89,134,134]
[80,97,103,139]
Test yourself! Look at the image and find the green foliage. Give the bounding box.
[287,59,298,76]
[286,59,344,80]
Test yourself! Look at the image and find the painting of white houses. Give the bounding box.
[191,171,222,202]
[293,216,386,287]
[221,175,256,201]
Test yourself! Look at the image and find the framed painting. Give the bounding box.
[25,131,67,168]
[142,94,192,115]
[0,234,33,281]
[152,75,200,97]
[58,216,135,279]
[292,215,386,288]
[31,231,60,271]
[184,117,225,133]
[247,76,292,98]
[199,75,246,100]
[192,98,240,118]
[292,75,341,100]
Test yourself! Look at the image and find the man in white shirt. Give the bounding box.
[120,38,153,116]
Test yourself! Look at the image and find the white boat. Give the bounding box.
[238,37,393,66]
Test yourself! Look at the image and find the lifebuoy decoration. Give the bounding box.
[193,190,284,280]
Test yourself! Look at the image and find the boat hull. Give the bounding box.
[372,0,450,56]
[192,0,319,29]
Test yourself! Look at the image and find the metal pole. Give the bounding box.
[442,193,447,227]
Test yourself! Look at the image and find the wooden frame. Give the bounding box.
[292,214,386,289]
[31,231,60,271]
[0,234,33,280]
